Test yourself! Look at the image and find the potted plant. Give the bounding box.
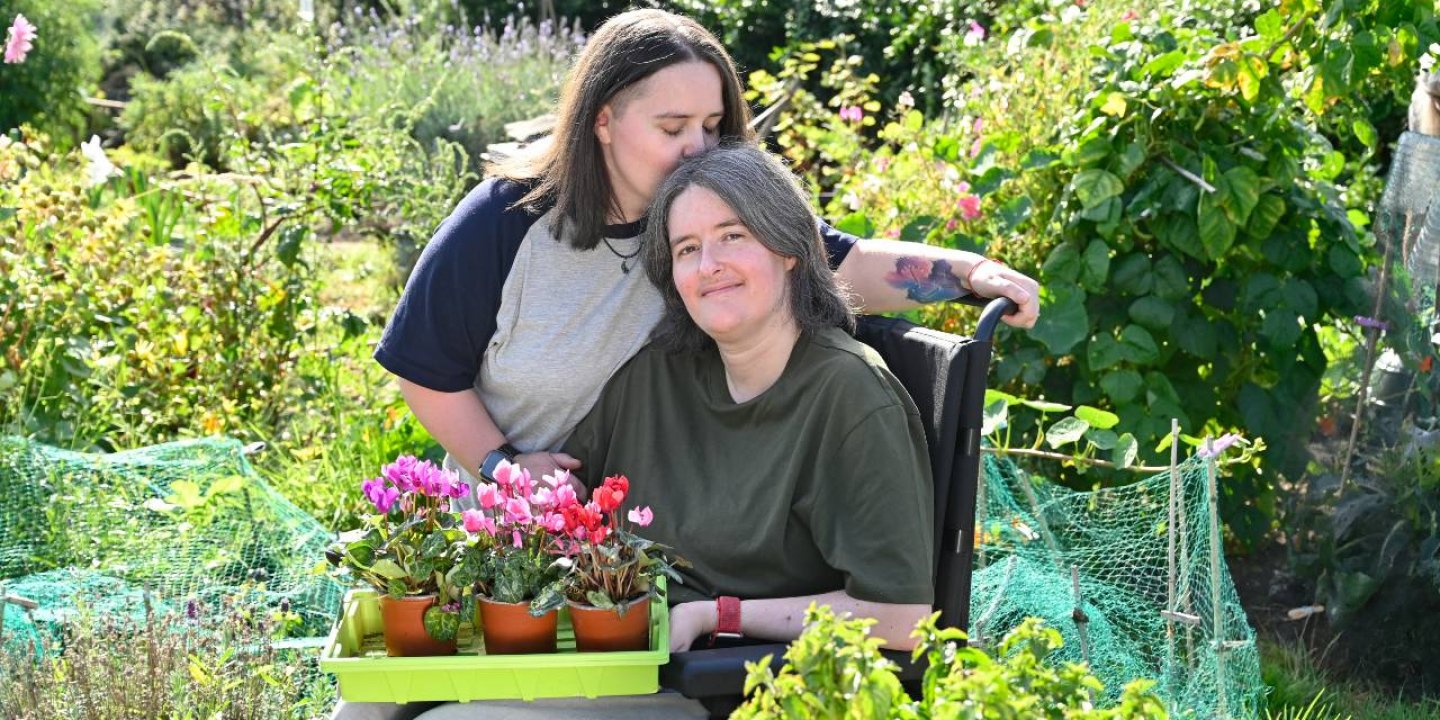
[325,455,471,657]
[455,460,570,654]
[560,474,684,652]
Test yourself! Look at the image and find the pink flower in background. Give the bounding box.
[4,14,35,64]
[462,509,495,535]
[964,20,986,47]
[874,155,891,173]
[1121,9,1139,21]
[476,482,502,509]
[838,105,864,123]
[627,506,654,527]
[958,194,982,221]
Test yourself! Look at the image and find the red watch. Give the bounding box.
[712,595,742,644]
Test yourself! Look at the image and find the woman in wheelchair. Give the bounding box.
[561,143,934,653]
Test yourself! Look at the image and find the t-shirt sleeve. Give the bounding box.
[817,218,858,271]
[805,403,934,605]
[373,179,537,392]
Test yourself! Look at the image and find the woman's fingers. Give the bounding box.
[548,452,583,470]
[970,265,1040,329]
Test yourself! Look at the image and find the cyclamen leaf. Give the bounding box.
[370,559,408,580]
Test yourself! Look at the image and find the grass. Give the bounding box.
[1263,639,1440,720]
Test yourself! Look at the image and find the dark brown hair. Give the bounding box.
[644,144,855,352]
[491,9,754,250]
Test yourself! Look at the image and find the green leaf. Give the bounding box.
[1100,369,1144,405]
[276,225,307,267]
[1222,167,1261,226]
[1119,325,1160,364]
[1075,405,1120,430]
[1088,429,1119,450]
[1247,194,1285,239]
[371,559,408,580]
[982,398,1009,435]
[1197,194,1237,259]
[1152,256,1189,300]
[1328,245,1362,276]
[1255,10,1283,40]
[1099,92,1127,117]
[1128,296,1175,330]
[585,590,616,609]
[834,212,875,238]
[1114,433,1139,469]
[1283,279,1319,320]
[1141,50,1187,78]
[899,215,939,242]
[1045,416,1091,448]
[1175,313,1218,359]
[1080,239,1110,290]
[1071,169,1125,209]
[1353,119,1378,151]
[997,196,1033,233]
[1021,399,1073,413]
[1261,309,1302,348]
[1089,334,1125,371]
[1041,243,1081,283]
[424,605,460,641]
[1030,285,1089,355]
[167,481,204,510]
[1111,254,1153,295]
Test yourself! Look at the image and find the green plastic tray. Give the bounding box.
[319,586,669,703]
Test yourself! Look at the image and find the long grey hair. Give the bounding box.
[643,144,855,352]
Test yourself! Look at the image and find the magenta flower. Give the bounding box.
[476,483,502,509]
[542,469,571,488]
[538,511,566,533]
[839,105,864,123]
[503,496,533,525]
[627,506,654,527]
[958,194,982,221]
[5,14,35,64]
[552,483,578,510]
[1197,433,1241,458]
[530,485,556,510]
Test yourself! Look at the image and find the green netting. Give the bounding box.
[972,451,1264,719]
[0,436,345,655]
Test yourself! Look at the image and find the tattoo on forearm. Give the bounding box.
[884,257,966,303]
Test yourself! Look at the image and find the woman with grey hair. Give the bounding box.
[562,144,934,653]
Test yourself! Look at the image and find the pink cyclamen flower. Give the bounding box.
[5,14,35,64]
[552,482,578,510]
[542,469,571,488]
[1197,433,1241,458]
[839,105,863,123]
[476,482,503,510]
[627,506,654,527]
[503,496,533,526]
[462,509,495,535]
[958,194,982,221]
[538,511,566,533]
[492,459,520,489]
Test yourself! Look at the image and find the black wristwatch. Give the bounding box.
[478,443,521,482]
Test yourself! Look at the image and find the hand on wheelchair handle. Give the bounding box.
[966,261,1038,329]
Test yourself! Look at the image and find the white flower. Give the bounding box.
[842,191,861,211]
[81,135,119,187]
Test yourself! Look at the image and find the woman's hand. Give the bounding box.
[514,452,584,494]
[967,260,1040,329]
[668,601,717,653]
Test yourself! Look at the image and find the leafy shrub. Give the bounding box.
[119,41,306,169]
[734,606,1168,718]
[97,0,305,88]
[0,0,104,144]
[774,0,1439,543]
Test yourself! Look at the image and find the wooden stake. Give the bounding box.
[1205,439,1228,720]
[1340,212,1406,494]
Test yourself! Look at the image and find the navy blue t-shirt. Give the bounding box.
[375,178,860,392]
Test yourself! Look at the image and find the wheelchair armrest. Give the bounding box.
[661,641,925,699]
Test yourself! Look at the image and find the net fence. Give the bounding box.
[0,436,345,656]
[970,451,1263,719]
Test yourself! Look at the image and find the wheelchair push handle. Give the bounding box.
[953,295,1018,343]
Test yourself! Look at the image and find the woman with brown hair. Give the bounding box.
[373,8,1039,500]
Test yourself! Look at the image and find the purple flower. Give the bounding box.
[839,105,864,123]
[1197,433,1241,458]
[1354,315,1389,331]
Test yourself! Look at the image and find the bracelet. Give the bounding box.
[965,258,1005,291]
[710,595,742,646]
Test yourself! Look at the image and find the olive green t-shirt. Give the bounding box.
[561,326,934,607]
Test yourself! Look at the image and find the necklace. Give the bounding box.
[602,237,643,274]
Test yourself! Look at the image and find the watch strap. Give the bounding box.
[712,595,742,643]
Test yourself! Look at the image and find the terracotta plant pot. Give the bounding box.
[477,597,558,654]
[379,594,458,657]
[567,596,650,652]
